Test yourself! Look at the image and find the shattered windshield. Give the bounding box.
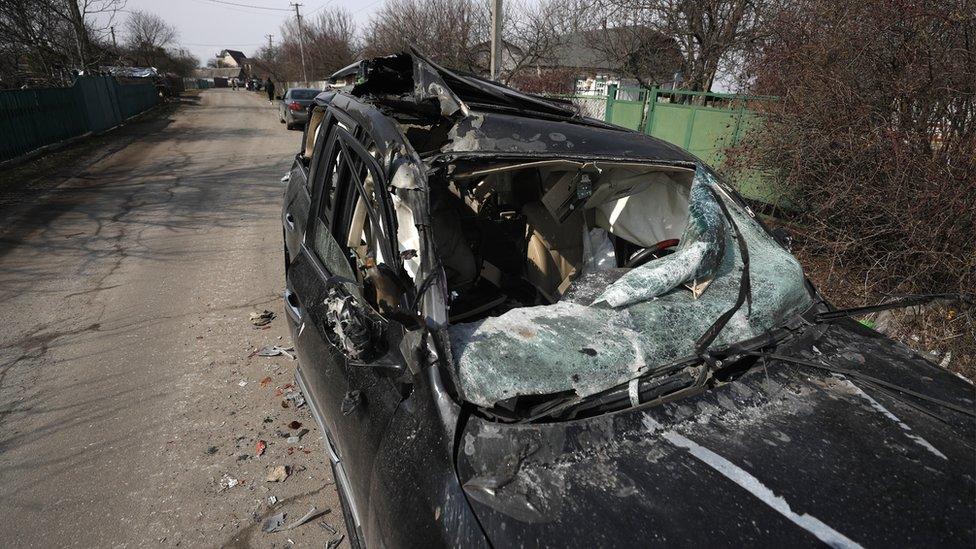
[433,163,812,411]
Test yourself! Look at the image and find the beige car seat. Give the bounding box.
[523,202,584,303]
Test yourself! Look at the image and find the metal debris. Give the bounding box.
[257,345,295,359]
[262,512,287,533]
[283,506,320,530]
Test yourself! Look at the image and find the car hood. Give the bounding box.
[455,321,975,547]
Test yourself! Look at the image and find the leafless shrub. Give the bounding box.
[726,0,975,373]
[587,0,770,93]
[362,0,487,72]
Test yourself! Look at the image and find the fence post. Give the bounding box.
[683,105,697,151]
[605,83,617,123]
[639,87,658,134]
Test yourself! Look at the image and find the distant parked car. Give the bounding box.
[278,88,319,130]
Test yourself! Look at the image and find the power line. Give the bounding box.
[180,42,265,47]
[291,3,308,82]
[306,0,332,16]
[199,0,291,11]
[351,0,384,15]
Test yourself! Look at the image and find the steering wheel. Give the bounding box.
[625,239,680,269]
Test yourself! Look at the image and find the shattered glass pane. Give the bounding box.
[448,166,812,408]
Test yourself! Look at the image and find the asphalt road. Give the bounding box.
[0,89,345,547]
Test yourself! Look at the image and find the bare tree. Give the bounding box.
[124,10,176,67]
[362,0,486,72]
[298,8,357,79]
[497,0,574,84]
[726,0,975,373]
[589,0,768,93]
[0,0,125,87]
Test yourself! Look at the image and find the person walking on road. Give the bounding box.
[265,77,275,104]
[231,78,238,91]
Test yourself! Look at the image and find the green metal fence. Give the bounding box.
[593,85,781,204]
[0,76,160,163]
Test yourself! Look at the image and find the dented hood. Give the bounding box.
[456,321,976,546]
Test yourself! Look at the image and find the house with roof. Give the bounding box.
[481,27,683,96]
[217,49,248,68]
[193,67,246,87]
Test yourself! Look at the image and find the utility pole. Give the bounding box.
[490,0,503,81]
[110,26,117,49]
[266,34,273,52]
[290,3,308,84]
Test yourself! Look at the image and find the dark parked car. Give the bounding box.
[280,51,975,548]
[278,87,319,130]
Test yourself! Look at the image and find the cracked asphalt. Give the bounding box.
[0,89,346,547]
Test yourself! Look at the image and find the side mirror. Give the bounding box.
[322,287,403,374]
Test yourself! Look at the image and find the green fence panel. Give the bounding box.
[645,103,694,149]
[608,100,644,130]
[117,81,158,119]
[0,86,86,162]
[76,76,122,133]
[0,76,160,163]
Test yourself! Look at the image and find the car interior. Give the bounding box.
[419,161,697,323]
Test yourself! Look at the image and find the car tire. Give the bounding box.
[331,461,365,549]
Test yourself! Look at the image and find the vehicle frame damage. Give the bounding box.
[309,51,812,420]
[286,51,975,548]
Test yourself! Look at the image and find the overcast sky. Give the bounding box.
[106,0,384,66]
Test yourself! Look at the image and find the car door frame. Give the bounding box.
[285,94,422,540]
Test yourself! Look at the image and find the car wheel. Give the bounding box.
[332,461,365,549]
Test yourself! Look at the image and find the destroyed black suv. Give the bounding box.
[281,51,975,548]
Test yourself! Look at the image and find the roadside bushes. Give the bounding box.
[727,0,975,373]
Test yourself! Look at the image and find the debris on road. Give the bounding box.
[268,495,278,506]
[219,474,239,490]
[249,310,276,326]
[288,421,302,429]
[266,465,290,482]
[255,440,266,456]
[319,520,338,535]
[284,390,305,408]
[284,506,322,530]
[257,345,295,359]
[327,533,345,549]
[262,512,287,533]
[260,376,273,386]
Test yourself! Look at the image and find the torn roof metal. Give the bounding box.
[322,51,696,165]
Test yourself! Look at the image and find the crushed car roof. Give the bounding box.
[321,51,696,164]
